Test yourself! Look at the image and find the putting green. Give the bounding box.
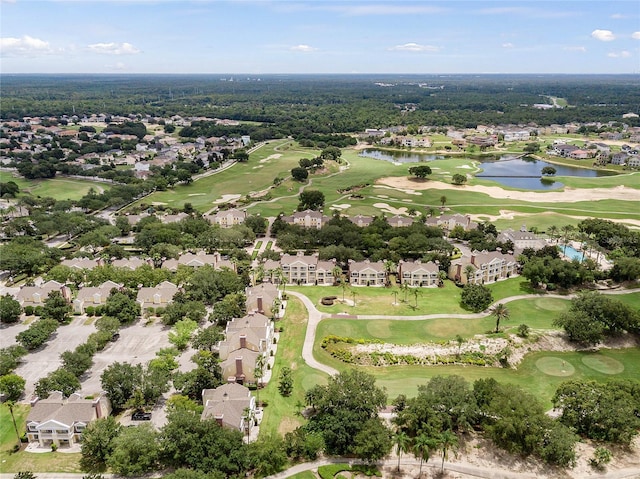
[581,355,625,374]
[366,320,392,339]
[532,297,567,312]
[535,357,576,377]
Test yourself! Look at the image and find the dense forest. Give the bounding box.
[1,74,639,134]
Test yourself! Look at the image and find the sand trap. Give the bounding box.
[213,194,241,204]
[378,177,640,203]
[259,153,282,163]
[373,202,408,215]
[187,193,205,196]
[456,164,473,169]
[331,203,352,210]
[374,185,422,196]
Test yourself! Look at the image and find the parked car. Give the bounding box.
[131,411,152,421]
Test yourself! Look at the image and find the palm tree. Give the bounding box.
[254,355,266,406]
[438,429,459,473]
[455,335,465,357]
[340,276,349,302]
[6,400,21,450]
[412,288,421,309]
[400,282,410,302]
[331,265,343,286]
[274,267,287,294]
[560,224,575,254]
[383,260,396,286]
[351,290,357,307]
[491,303,510,333]
[464,264,476,284]
[394,430,410,471]
[547,225,559,244]
[413,432,437,477]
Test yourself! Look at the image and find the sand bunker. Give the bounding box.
[213,194,241,204]
[373,202,408,215]
[259,153,282,163]
[330,204,352,210]
[378,177,640,203]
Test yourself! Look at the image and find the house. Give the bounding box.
[283,253,338,285]
[201,383,256,435]
[569,149,594,160]
[386,215,414,228]
[398,260,439,287]
[349,260,386,286]
[220,348,263,384]
[110,257,152,270]
[221,311,275,361]
[136,281,179,311]
[60,257,103,270]
[552,144,579,157]
[610,153,628,166]
[432,214,477,232]
[245,283,282,317]
[496,229,546,251]
[16,281,72,308]
[162,251,219,271]
[348,215,374,228]
[73,280,122,314]
[206,208,247,228]
[25,392,111,448]
[628,156,640,168]
[280,210,329,229]
[449,251,518,285]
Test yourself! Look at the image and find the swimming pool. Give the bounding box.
[559,245,584,262]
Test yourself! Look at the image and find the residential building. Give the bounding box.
[60,258,103,270]
[280,210,329,229]
[386,215,414,228]
[611,153,628,166]
[110,257,152,270]
[348,215,374,228]
[398,260,439,287]
[73,280,122,314]
[496,229,546,251]
[280,253,337,285]
[136,281,179,311]
[201,383,256,434]
[26,392,111,448]
[162,251,219,271]
[220,349,262,384]
[449,251,518,285]
[245,283,282,318]
[16,281,72,308]
[349,260,386,286]
[206,208,247,228]
[221,311,275,361]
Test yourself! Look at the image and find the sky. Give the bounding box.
[1,0,639,75]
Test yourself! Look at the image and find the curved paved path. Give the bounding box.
[290,287,640,376]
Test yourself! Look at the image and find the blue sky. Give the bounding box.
[1,0,639,74]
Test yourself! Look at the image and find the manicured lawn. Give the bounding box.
[289,278,538,317]
[258,297,328,438]
[313,295,566,348]
[289,471,317,479]
[0,175,110,202]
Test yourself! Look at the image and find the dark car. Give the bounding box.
[131,411,152,421]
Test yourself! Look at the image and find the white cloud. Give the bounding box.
[632,32,640,40]
[610,13,627,19]
[327,5,446,16]
[87,42,140,55]
[607,51,631,58]
[591,29,616,42]
[389,42,439,52]
[502,43,514,49]
[290,44,317,52]
[0,35,55,56]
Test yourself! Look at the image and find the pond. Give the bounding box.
[359,149,615,190]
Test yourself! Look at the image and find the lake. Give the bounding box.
[358,149,615,190]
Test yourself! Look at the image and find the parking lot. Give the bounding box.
[12,316,97,397]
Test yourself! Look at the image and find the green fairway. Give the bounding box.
[0,175,110,202]
[258,296,328,438]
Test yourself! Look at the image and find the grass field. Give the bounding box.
[258,297,328,438]
[0,174,110,202]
